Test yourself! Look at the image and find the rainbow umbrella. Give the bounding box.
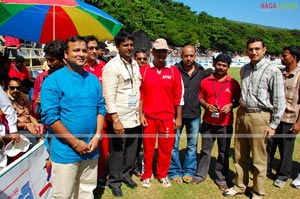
[0,0,122,43]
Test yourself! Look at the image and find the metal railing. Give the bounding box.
[0,46,44,71]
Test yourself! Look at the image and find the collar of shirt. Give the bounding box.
[149,62,171,68]
[283,65,300,79]
[177,61,200,75]
[84,59,100,68]
[208,73,232,82]
[252,57,267,70]
[119,55,133,65]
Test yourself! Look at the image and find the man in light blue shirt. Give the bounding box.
[41,35,106,199]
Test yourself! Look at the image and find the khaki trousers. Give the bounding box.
[51,158,98,199]
[233,107,271,196]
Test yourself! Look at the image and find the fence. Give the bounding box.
[0,46,44,71]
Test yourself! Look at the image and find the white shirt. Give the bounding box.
[0,87,18,134]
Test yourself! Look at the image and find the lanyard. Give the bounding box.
[121,58,134,90]
[211,79,227,104]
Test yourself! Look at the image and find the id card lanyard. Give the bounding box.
[121,59,134,90]
[211,79,227,108]
[121,59,136,106]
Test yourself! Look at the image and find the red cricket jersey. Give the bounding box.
[140,63,184,120]
[199,74,241,126]
[84,59,106,83]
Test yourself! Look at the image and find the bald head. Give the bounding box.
[181,45,196,67]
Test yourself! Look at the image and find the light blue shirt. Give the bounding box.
[41,66,106,164]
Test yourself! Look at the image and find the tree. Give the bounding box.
[84,0,300,53]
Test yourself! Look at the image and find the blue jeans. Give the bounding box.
[168,117,200,178]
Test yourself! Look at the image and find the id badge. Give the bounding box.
[211,112,220,118]
[128,94,137,106]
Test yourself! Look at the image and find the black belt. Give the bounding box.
[243,107,270,113]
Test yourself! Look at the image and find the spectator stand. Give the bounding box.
[0,43,44,79]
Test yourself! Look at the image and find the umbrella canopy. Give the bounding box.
[0,0,122,43]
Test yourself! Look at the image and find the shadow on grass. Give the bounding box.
[268,157,300,180]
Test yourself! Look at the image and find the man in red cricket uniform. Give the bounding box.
[140,38,184,188]
[83,36,106,82]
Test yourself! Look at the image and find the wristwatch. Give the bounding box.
[95,134,102,140]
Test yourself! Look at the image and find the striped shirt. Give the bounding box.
[239,58,286,129]
[281,66,300,124]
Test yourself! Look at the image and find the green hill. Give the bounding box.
[85,0,300,54]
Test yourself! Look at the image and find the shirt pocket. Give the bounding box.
[285,85,296,101]
[120,69,132,90]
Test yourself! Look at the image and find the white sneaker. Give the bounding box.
[142,178,151,188]
[291,174,300,188]
[274,179,286,188]
[159,177,171,187]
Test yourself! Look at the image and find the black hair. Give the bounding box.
[8,77,22,85]
[134,49,147,57]
[214,54,232,66]
[283,46,300,63]
[98,42,107,49]
[246,37,266,48]
[44,40,64,60]
[64,35,86,52]
[114,31,134,47]
[15,55,25,63]
[84,35,99,45]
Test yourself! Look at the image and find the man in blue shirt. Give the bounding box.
[41,35,106,199]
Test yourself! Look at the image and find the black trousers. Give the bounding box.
[267,122,296,181]
[107,122,139,188]
[194,123,232,184]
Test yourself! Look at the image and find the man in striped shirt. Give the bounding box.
[267,46,300,188]
[224,37,286,199]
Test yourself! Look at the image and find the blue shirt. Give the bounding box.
[41,66,106,163]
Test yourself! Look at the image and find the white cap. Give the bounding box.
[4,135,31,157]
[152,38,169,50]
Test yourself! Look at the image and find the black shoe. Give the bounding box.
[97,178,108,188]
[132,168,141,177]
[123,178,137,189]
[110,186,123,197]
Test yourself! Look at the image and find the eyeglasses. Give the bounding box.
[137,58,147,61]
[9,86,21,91]
[87,46,99,50]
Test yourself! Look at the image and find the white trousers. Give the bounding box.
[51,158,98,199]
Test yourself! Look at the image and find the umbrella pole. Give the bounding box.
[53,6,55,41]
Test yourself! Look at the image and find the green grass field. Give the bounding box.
[95,67,300,199]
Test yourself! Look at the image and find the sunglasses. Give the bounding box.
[9,86,21,91]
[137,58,147,61]
[87,46,99,50]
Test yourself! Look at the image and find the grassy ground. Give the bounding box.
[95,67,300,199]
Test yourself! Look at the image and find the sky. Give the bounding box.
[174,0,300,30]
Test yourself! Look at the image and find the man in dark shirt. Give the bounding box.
[168,45,208,183]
